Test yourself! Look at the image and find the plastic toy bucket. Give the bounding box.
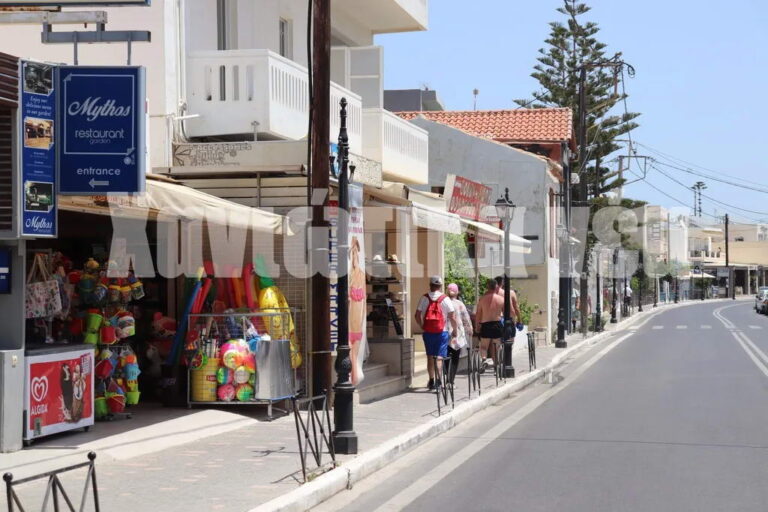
[190,358,219,402]
[125,391,141,405]
[100,325,117,345]
[94,397,109,419]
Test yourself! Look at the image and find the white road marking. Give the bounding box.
[652,325,664,330]
[713,303,768,380]
[676,325,687,330]
[371,331,636,512]
[701,325,712,329]
[749,325,763,330]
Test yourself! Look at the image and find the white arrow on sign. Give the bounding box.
[89,178,109,188]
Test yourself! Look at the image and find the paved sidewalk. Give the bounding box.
[2,306,669,512]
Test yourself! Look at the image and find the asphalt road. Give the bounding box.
[318,299,768,512]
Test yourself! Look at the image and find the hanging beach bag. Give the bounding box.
[25,253,63,319]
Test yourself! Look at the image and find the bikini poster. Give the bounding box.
[328,185,367,385]
[347,185,367,385]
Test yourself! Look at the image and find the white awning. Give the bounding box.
[59,178,290,235]
[461,218,531,254]
[411,203,462,234]
[680,271,716,280]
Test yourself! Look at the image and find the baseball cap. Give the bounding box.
[447,283,459,294]
[429,275,443,286]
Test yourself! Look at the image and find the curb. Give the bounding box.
[250,299,725,512]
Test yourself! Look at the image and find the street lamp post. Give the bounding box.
[332,98,358,455]
[556,224,568,347]
[594,246,603,332]
[674,276,679,303]
[611,248,618,323]
[653,273,658,308]
[638,250,644,313]
[496,189,516,379]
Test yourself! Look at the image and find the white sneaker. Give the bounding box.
[485,358,495,367]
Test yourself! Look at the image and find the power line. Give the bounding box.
[650,164,768,220]
[637,142,768,191]
[653,160,768,195]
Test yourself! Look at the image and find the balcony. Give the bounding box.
[332,0,428,34]
[363,108,428,184]
[185,49,362,154]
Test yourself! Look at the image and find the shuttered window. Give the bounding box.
[0,52,18,233]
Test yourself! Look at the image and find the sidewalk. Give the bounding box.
[2,306,674,512]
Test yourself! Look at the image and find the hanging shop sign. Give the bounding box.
[0,1,149,5]
[0,247,10,294]
[57,66,146,195]
[20,60,57,237]
[444,174,492,222]
[24,347,94,441]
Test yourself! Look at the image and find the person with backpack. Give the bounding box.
[415,276,458,391]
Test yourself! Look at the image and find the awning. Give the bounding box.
[59,176,290,235]
[412,203,462,234]
[461,218,531,254]
[680,271,716,280]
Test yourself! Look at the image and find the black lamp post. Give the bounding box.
[556,224,568,347]
[332,98,358,454]
[653,271,658,308]
[496,189,516,378]
[624,265,628,317]
[594,246,603,332]
[674,276,679,303]
[638,250,644,313]
[610,248,618,323]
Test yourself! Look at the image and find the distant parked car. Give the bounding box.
[756,289,768,314]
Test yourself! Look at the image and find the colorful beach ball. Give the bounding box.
[234,366,250,385]
[248,373,256,387]
[235,384,254,401]
[216,366,233,385]
[243,353,256,373]
[217,384,235,402]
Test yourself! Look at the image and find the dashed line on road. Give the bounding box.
[749,325,763,330]
[676,325,687,330]
[652,326,664,330]
[701,325,712,329]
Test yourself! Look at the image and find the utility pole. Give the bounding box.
[593,152,602,332]
[310,0,332,400]
[725,213,734,300]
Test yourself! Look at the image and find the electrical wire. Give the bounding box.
[650,164,768,221]
[637,142,768,192]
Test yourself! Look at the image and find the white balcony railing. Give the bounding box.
[363,108,428,184]
[185,49,362,154]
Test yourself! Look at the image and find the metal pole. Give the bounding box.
[310,0,332,401]
[611,248,618,323]
[638,250,644,312]
[332,98,358,455]
[502,194,515,378]
[593,153,602,332]
[577,66,589,336]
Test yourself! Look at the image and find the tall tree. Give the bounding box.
[516,0,640,195]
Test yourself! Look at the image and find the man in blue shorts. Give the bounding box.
[415,276,458,391]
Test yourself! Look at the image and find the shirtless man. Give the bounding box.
[495,275,522,323]
[475,278,505,370]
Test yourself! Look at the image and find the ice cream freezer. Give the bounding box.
[23,344,94,444]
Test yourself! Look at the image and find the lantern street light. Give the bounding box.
[495,189,516,379]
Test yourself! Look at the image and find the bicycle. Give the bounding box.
[433,355,454,415]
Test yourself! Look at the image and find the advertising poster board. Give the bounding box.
[57,66,146,195]
[20,60,57,237]
[24,346,94,440]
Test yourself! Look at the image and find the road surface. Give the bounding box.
[318,300,768,512]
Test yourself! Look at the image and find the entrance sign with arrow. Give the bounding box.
[57,66,146,195]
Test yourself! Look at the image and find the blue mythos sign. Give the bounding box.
[20,60,57,237]
[57,66,146,195]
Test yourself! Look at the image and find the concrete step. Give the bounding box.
[355,373,409,404]
[362,362,390,382]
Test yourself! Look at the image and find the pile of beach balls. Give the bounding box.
[215,339,256,402]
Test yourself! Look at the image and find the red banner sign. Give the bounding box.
[25,348,94,440]
[444,174,493,222]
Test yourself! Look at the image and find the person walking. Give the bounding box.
[415,276,458,391]
[624,282,633,316]
[495,275,522,326]
[446,283,473,384]
[475,278,505,372]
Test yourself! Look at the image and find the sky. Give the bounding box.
[376,0,768,224]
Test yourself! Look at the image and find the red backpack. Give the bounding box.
[423,294,447,333]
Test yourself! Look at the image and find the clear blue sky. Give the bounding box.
[376,0,768,223]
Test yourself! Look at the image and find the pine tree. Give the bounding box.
[516,0,640,195]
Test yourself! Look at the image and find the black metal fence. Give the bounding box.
[4,452,99,512]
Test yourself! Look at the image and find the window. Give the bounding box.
[279,18,293,59]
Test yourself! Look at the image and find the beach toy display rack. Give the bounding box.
[185,310,298,420]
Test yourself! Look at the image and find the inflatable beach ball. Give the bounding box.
[217,384,235,402]
[216,366,233,385]
[235,384,254,402]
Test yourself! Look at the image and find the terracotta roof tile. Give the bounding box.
[396,108,573,144]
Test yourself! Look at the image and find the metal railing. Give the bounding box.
[4,452,99,512]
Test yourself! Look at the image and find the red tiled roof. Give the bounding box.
[396,108,574,144]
